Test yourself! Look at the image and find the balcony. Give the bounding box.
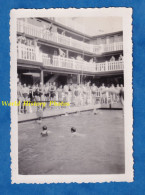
[44,56,96,72]
[104,42,123,52]
[96,61,123,72]
[17,43,42,62]
[17,20,123,54]
[17,44,123,74]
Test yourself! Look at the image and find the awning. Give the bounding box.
[22,72,40,77]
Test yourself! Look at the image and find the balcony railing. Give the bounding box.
[17,20,123,54]
[17,43,36,61]
[96,61,123,72]
[48,56,96,72]
[104,42,123,52]
[43,56,123,73]
[17,43,42,62]
[17,44,123,73]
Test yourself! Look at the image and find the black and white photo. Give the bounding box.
[10,8,133,183]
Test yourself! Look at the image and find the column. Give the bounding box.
[34,40,42,62]
[40,69,44,85]
[77,74,80,84]
[66,50,69,58]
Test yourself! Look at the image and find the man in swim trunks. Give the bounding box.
[44,82,50,108]
[63,84,69,103]
[17,82,22,114]
[91,83,97,105]
[22,83,29,113]
[100,83,106,104]
[50,82,56,101]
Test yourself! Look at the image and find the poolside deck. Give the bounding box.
[18,103,122,123]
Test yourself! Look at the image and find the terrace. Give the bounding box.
[17,44,124,73]
[17,20,123,55]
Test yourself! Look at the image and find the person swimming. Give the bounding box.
[70,127,86,137]
[41,125,48,136]
[71,127,76,133]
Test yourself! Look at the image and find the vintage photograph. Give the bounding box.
[10,8,133,183]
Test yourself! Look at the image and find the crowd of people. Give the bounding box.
[17,81,124,114]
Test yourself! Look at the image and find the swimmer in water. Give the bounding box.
[70,127,86,137]
[41,126,48,136]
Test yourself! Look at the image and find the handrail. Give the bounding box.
[17,20,123,54]
[17,44,123,73]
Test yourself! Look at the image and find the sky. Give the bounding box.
[55,17,123,36]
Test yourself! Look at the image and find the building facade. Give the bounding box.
[17,17,124,87]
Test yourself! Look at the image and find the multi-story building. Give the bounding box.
[17,17,124,87]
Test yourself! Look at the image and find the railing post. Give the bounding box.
[108,61,110,71]
[114,42,116,51]
[105,61,108,71]
[77,74,80,84]
[40,69,44,85]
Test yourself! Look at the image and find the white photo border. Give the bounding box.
[10,8,133,184]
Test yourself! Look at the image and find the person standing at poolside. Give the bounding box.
[22,84,29,113]
[63,83,69,103]
[38,82,45,110]
[57,85,63,108]
[110,83,116,103]
[116,84,121,103]
[69,83,74,106]
[50,82,56,101]
[91,83,97,105]
[44,82,50,108]
[100,83,106,104]
[17,82,22,114]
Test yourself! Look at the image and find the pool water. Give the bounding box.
[18,110,125,175]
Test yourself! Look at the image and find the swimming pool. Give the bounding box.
[18,110,124,175]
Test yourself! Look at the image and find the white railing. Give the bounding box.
[17,44,42,62]
[43,55,51,66]
[43,56,123,73]
[96,61,123,72]
[104,42,123,52]
[17,43,124,72]
[17,43,36,61]
[17,20,123,54]
[43,56,96,72]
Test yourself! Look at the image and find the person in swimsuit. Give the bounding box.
[44,82,50,108]
[119,84,124,106]
[74,84,80,106]
[63,84,69,103]
[22,84,29,113]
[57,85,63,105]
[100,83,106,104]
[91,83,97,105]
[50,82,56,101]
[17,82,22,114]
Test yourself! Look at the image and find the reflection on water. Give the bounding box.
[18,110,125,175]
